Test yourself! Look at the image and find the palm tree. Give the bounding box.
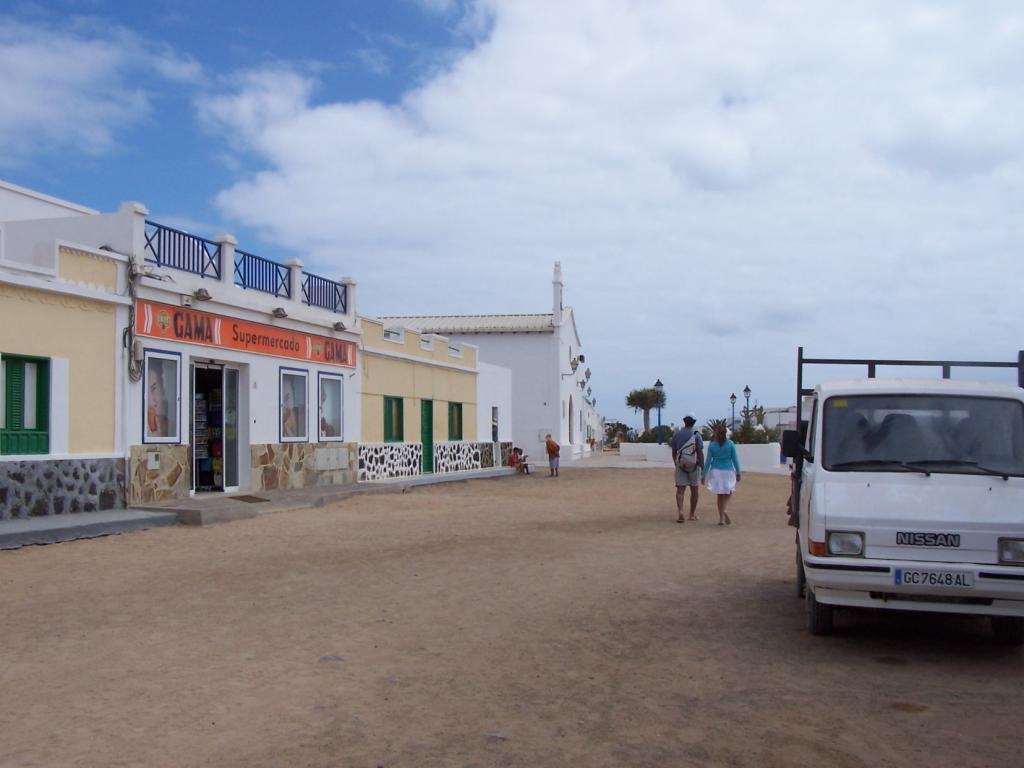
[625,388,666,433]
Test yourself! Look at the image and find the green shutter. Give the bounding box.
[5,360,24,430]
[384,397,404,442]
[448,402,462,441]
[1,357,49,455]
[36,361,49,431]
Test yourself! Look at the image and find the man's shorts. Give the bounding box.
[675,466,701,487]
[549,457,559,469]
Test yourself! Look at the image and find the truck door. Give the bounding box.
[799,398,818,538]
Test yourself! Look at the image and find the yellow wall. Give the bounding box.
[361,318,478,368]
[58,246,119,291]
[0,282,117,453]
[360,318,478,443]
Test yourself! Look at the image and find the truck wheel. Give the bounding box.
[992,617,1024,646]
[795,546,806,599]
[807,586,833,636]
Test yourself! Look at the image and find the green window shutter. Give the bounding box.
[37,361,49,431]
[384,397,404,442]
[448,402,462,441]
[1,357,50,455]
[5,360,24,430]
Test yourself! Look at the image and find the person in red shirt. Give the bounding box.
[545,433,560,477]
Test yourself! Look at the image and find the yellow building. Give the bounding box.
[360,317,507,480]
[1,182,130,517]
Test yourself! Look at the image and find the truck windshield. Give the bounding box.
[822,394,1024,477]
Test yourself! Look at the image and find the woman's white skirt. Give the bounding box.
[707,469,737,495]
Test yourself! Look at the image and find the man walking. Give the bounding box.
[670,412,704,523]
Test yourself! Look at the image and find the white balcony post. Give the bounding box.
[213,233,237,287]
[286,258,304,305]
[121,201,149,271]
[341,276,356,317]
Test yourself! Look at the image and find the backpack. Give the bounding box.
[675,432,700,472]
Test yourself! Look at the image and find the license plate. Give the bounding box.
[895,569,974,588]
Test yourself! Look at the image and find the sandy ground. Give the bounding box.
[1,468,1021,768]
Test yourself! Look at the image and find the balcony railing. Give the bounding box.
[142,220,348,313]
[234,249,291,299]
[303,272,347,314]
[144,221,221,279]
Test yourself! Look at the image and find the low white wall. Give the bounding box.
[619,441,788,474]
[619,443,671,461]
[736,443,788,475]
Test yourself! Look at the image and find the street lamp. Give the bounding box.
[730,392,737,430]
[654,378,664,445]
[743,384,752,425]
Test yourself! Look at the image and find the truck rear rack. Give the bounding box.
[795,347,1024,425]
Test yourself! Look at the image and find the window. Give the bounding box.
[383,326,404,343]
[449,402,463,441]
[384,396,404,442]
[822,394,1024,477]
[448,341,462,358]
[491,406,499,442]
[1,354,49,455]
[420,335,433,351]
[280,369,308,442]
[318,374,344,441]
[143,351,180,443]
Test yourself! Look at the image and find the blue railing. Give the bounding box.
[303,272,347,314]
[144,221,348,312]
[234,249,291,298]
[143,221,221,279]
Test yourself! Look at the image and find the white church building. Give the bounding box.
[382,263,602,461]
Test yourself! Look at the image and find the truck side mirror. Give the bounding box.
[781,429,805,458]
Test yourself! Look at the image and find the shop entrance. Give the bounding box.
[190,363,240,493]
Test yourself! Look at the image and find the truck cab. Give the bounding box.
[783,351,1024,644]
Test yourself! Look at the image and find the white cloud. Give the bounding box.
[202,0,1024,424]
[0,17,200,166]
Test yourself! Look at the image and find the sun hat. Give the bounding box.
[684,412,697,421]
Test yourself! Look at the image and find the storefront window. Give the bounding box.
[280,369,308,442]
[144,351,180,443]
[319,374,343,441]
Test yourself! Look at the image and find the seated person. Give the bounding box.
[510,447,531,474]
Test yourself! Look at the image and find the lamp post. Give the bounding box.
[654,378,664,444]
[730,392,737,431]
[743,385,751,426]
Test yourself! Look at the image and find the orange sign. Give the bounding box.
[136,300,356,368]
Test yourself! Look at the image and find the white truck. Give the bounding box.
[781,349,1024,644]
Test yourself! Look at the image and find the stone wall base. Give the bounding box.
[251,442,358,491]
[1,457,125,519]
[128,445,190,504]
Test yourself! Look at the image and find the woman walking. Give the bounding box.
[703,423,741,525]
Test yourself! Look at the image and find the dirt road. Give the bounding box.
[2,468,1020,767]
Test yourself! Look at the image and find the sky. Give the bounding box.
[2,0,1023,430]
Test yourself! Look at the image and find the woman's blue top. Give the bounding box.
[704,439,741,475]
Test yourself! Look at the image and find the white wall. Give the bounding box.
[447,331,559,458]
[0,180,95,222]
[476,361,512,443]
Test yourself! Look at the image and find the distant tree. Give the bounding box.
[702,418,728,442]
[625,387,666,433]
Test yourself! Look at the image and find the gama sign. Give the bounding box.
[136,300,356,368]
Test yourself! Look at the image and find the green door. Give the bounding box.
[421,400,434,473]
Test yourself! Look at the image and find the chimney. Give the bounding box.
[552,261,563,327]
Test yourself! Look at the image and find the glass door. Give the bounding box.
[224,368,239,490]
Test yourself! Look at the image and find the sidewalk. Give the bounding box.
[0,466,516,549]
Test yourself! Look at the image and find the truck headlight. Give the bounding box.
[827,531,864,556]
[998,538,1024,564]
